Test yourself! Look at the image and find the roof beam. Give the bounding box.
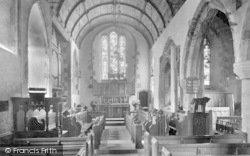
[64,0,83,28]
[75,13,154,43]
[56,0,65,17]
[77,22,153,48]
[137,0,147,29]
[146,0,166,28]
[81,1,92,30]
[71,2,159,37]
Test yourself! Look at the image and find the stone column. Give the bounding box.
[170,46,178,112]
[234,61,250,142]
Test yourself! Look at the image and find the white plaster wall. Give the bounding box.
[71,40,80,107]
[80,30,97,108]
[0,0,21,136]
[28,3,49,90]
[134,31,149,97]
[151,0,201,109]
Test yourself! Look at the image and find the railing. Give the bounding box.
[216,116,242,134]
[217,116,241,130]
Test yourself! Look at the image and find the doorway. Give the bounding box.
[139,91,148,108]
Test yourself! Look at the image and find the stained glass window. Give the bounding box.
[119,36,126,79]
[203,38,211,86]
[102,31,127,80]
[102,36,109,80]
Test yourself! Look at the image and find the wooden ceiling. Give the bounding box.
[48,0,186,44]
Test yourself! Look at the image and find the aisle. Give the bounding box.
[96,121,143,156]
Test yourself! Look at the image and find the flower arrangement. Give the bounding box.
[131,100,140,110]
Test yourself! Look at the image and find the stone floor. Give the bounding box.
[95,119,144,156]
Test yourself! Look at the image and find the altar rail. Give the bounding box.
[216,116,242,132]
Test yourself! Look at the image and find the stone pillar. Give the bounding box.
[170,46,178,112]
[234,61,250,142]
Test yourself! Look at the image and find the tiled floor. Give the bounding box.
[96,124,144,156]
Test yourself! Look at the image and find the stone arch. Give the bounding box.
[28,2,49,91]
[20,0,51,96]
[181,0,229,80]
[158,38,176,110]
[181,0,237,110]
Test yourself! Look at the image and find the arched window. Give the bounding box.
[203,38,211,86]
[102,31,127,80]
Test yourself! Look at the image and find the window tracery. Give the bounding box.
[102,31,127,80]
[203,38,211,86]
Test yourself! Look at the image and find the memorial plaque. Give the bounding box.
[186,77,200,94]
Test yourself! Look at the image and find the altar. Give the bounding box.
[92,80,132,118]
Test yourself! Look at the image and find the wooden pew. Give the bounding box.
[144,131,247,156]
[91,115,105,149]
[0,145,87,156]
[13,136,92,156]
[9,111,106,156]
[161,143,250,156]
[144,110,167,136]
[125,109,171,149]
[125,111,144,149]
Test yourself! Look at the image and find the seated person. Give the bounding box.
[70,116,82,136]
[28,117,45,131]
[75,104,82,113]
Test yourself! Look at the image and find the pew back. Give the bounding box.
[125,111,143,149]
[12,136,91,156]
[145,131,247,156]
[92,115,105,149]
[162,143,250,156]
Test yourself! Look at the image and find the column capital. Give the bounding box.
[234,61,250,79]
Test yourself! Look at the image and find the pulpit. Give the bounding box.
[192,97,212,135]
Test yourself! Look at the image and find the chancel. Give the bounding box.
[1,0,250,156]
